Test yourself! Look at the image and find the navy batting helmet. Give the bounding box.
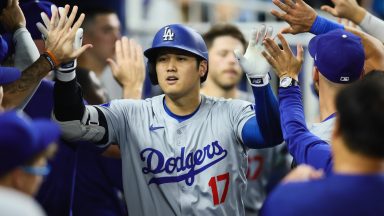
[144,24,209,85]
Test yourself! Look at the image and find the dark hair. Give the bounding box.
[203,24,247,50]
[336,70,384,158]
[78,7,117,30]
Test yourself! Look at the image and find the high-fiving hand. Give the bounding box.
[36,5,92,66]
[107,37,145,99]
[0,0,26,33]
[262,33,303,81]
[234,25,273,87]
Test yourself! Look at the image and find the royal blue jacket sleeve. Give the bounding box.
[242,84,283,149]
[279,86,333,174]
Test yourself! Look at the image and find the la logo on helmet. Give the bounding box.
[162,27,174,41]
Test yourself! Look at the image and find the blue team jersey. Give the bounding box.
[261,174,384,216]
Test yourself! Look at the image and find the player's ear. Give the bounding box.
[199,60,208,78]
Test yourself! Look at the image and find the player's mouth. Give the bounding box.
[166,75,179,84]
[223,70,239,77]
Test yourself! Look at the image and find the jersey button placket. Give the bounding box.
[176,128,183,146]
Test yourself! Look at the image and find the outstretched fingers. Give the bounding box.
[296,44,304,64]
[277,33,291,52]
[272,0,292,13]
[69,12,84,39]
[65,5,79,32]
[56,5,69,30]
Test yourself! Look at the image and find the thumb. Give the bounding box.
[281,26,295,34]
[321,5,338,17]
[280,26,296,34]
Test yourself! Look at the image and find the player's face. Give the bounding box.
[84,13,121,61]
[208,36,244,90]
[156,50,206,98]
[18,157,47,196]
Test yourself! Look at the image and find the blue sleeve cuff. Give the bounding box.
[310,16,345,35]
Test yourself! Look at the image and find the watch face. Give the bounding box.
[280,77,292,87]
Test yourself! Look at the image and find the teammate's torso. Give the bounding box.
[102,95,253,216]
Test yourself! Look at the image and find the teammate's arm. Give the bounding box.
[0,0,41,110]
[271,0,384,73]
[2,5,91,110]
[262,34,333,173]
[235,25,283,148]
[320,0,384,43]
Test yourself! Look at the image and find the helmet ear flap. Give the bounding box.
[148,61,158,85]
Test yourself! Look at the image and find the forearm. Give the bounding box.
[359,12,384,43]
[13,27,40,70]
[53,72,109,144]
[54,78,86,121]
[2,55,51,109]
[252,84,283,145]
[12,28,43,110]
[279,86,332,173]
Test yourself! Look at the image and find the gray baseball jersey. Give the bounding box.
[237,91,288,216]
[309,117,336,144]
[97,94,255,216]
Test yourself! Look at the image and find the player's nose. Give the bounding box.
[166,58,177,72]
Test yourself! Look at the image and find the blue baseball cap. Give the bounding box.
[0,111,61,177]
[20,0,53,40]
[0,35,9,63]
[0,66,21,85]
[309,29,365,84]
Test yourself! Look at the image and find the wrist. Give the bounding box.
[123,86,143,99]
[42,50,60,69]
[279,73,298,81]
[353,7,367,24]
[310,16,344,35]
[247,73,270,87]
[279,75,299,88]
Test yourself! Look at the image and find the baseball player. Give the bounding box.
[260,35,384,214]
[267,29,365,173]
[201,23,288,215]
[52,22,282,215]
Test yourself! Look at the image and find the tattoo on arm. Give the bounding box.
[2,56,51,108]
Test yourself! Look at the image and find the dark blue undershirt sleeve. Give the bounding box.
[279,86,333,174]
[242,84,284,149]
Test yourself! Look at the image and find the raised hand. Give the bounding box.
[262,33,303,80]
[271,0,317,34]
[107,37,145,99]
[0,0,26,33]
[321,0,366,24]
[282,164,324,183]
[234,25,273,87]
[43,5,92,67]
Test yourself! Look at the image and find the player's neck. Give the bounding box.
[201,80,237,99]
[332,138,384,174]
[318,88,337,121]
[164,91,201,116]
[78,54,107,76]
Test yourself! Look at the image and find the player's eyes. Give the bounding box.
[177,56,188,61]
[157,56,167,62]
